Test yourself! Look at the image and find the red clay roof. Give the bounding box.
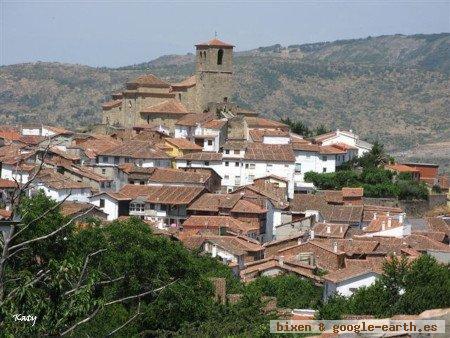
[146,186,204,205]
[231,199,267,214]
[175,112,215,126]
[244,143,295,162]
[342,187,364,198]
[196,38,234,48]
[141,99,189,115]
[312,222,349,239]
[165,138,203,151]
[118,184,156,199]
[188,193,242,212]
[249,129,290,142]
[386,164,420,173]
[171,75,196,89]
[127,74,170,88]
[183,215,259,233]
[177,151,222,161]
[99,140,169,159]
[202,119,227,130]
[37,169,91,190]
[0,178,19,189]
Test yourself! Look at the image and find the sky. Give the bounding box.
[1,1,449,67]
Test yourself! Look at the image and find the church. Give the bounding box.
[101,38,246,130]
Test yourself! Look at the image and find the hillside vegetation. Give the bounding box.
[1,34,449,158]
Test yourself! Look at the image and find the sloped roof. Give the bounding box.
[171,75,197,89]
[188,193,242,212]
[127,74,170,88]
[37,169,90,190]
[342,187,364,198]
[176,151,222,161]
[148,168,211,185]
[0,178,19,189]
[244,143,295,162]
[118,184,156,199]
[312,222,349,239]
[323,265,380,283]
[165,138,203,151]
[141,99,188,115]
[183,215,259,233]
[175,112,215,126]
[196,38,234,48]
[60,201,103,217]
[249,129,290,142]
[202,119,227,130]
[231,199,267,214]
[99,140,169,159]
[146,186,204,205]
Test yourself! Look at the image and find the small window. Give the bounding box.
[225,150,230,154]
[223,97,228,103]
[160,204,167,211]
[149,203,155,209]
[224,175,229,180]
[101,168,106,175]
[245,163,249,169]
[217,49,224,65]
[249,175,255,181]
[235,162,239,167]
[204,161,210,166]
[99,198,105,208]
[322,156,327,161]
[178,93,182,100]
[186,160,192,167]
[114,157,119,165]
[295,163,302,173]
[225,161,229,166]
[323,168,327,173]
[207,140,213,146]
[249,163,255,169]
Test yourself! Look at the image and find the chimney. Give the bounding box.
[333,242,338,253]
[373,212,377,220]
[387,217,392,228]
[278,256,284,267]
[310,229,315,240]
[399,213,405,224]
[326,225,331,234]
[381,221,386,231]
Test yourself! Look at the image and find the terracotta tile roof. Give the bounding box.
[249,129,290,142]
[146,186,204,205]
[140,99,188,115]
[353,236,405,254]
[362,205,403,222]
[175,112,215,126]
[188,193,242,212]
[386,164,420,173]
[0,130,22,141]
[63,164,111,182]
[49,147,80,161]
[233,185,288,209]
[231,199,267,214]
[165,138,203,151]
[405,233,450,252]
[344,257,385,274]
[245,117,287,129]
[127,74,170,88]
[312,131,337,142]
[364,216,404,233]
[203,235,263,256]
[196,38,234,48]
[171,75,196,89]
[99,140,170,159]
[324,190,343,204]
[60,201,100,217]
[426,217,449,237]
[319,145,347,155]
[102,100,122,109]
[291,142,346,154]
[312,223,349,239]
[117,184,156,199]
[0,209,12,220]
[148,167,211,185]
[323,265,381,283]
[413,231,446,243]
[244,143,295,162]
[315,238,379,255]
[93,191,131,201]
[37,169,91,190]
[176,151,222,161]
[0,178,19,189]
[17,135,47,146]
[78,138,122,158]
[183,215,259,233]
[331,143,358,151]
[222,140,250,150]
[342,187,364,198]
[202,119,227,130]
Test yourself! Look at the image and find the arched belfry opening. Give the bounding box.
[217,49,223,65]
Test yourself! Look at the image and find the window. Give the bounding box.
[149,203,155,209]
[249,163,255,169]
[160,204,167,211]
[225,150,230,154]
[235,162,239,167]
[178,93,182,100]
[186,160,192,167]
[235,176,241,185]
[204,161,210,166]
[245,163,249,169]
[114,157,119,165]
[223,97,228,103]
[249,175,255,181]
[295,163,302,173]
[225,161,229,166]
[124,157,130,163]
[217,49,224,65]
[323,168,327,173]
[99,198,105,208]
[147,115,150,124]
[102,156,108,163]
[224,175,229,180]
[322,156,327,162]
[207,140,213,146]
[284,164,289,168]
[101,168,106,175]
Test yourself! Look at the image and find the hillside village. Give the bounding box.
[0,38,449,305]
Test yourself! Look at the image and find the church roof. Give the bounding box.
[140,99,189,115]
[196,38,234,48]
[127,74,171,88]
[171,75,196,89]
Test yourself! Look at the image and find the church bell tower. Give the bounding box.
[195,38,234,112]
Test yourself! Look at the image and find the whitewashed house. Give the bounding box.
[292,142,344,192]
[33,169,92,203]
[90,191,131,221]
[361,213,411,238]
[313,129,373,157]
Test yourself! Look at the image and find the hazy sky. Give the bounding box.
[1,1,449,67]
